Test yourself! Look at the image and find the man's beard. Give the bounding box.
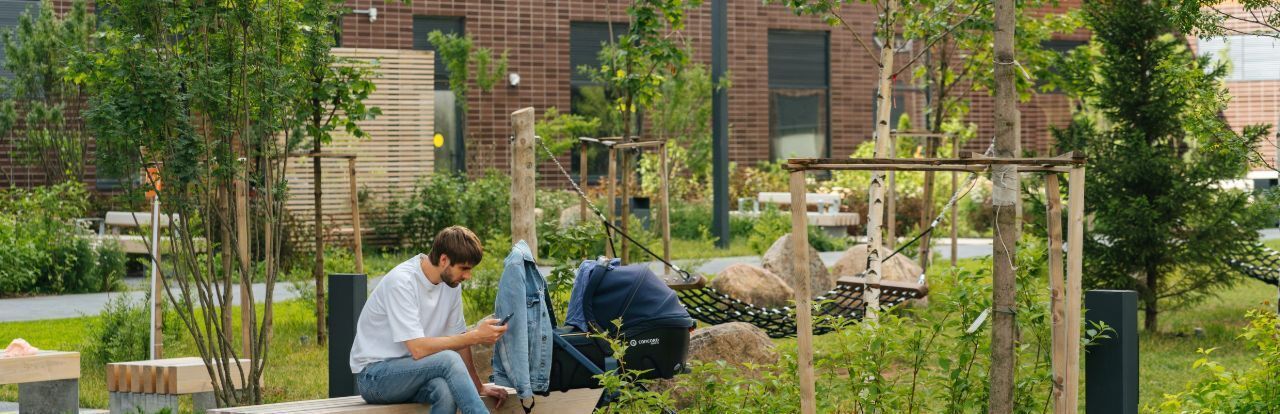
[440,267,462,288]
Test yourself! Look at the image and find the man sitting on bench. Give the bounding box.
[350,226,509,414]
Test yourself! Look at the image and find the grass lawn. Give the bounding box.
[2,245,1274,411]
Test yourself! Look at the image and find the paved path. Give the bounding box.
[3,230,1276,323]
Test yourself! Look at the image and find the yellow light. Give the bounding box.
[433,133,445,148]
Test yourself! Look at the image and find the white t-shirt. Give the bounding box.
[349,254,467,373]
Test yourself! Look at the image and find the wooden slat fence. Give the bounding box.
[285,48,434,250]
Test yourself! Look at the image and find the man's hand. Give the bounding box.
[479,384,509,408]
[468,318,508,345]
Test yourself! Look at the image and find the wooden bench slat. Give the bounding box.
[0,351,80,385]
[209,387,604,414]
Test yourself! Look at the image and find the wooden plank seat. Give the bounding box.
[0,351,81,413]
[208,387,604,414]
[106,357,250,414]
[84,212,208,255]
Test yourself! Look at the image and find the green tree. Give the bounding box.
[1060,0,1276,332]
[0,0,95,184]
[79,0,378,405]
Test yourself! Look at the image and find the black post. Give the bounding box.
[711,0,730,249]
[1085,290,1138,414]
[328,273,368,397]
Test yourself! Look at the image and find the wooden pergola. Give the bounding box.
[785,152,1087,414]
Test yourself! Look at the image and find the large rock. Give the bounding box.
[653,322,779,408]
[687,322,779,366]
[711,264,795,308]
[761,234,835,294]
[830,244,924,283]
[558,207,584,229]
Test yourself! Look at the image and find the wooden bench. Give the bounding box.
[107,357,250,414]
[733,192,861,236]
[85,212,206,255]
[208,386,603,414]
[0,351,80,414]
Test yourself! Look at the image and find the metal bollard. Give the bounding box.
[328,273,368,397]
[1085,290,1138,414]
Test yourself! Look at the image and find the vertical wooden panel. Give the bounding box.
[284,48,435,248]
[660,142,671,275]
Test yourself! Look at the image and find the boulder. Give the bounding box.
[558,207,585,229]
[761,234,835,294]
[830,244,924,284]
[652,322,779,407]
[711,264,795,308]
[686,322,779,366]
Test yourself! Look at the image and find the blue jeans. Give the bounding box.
[356,350,488,414]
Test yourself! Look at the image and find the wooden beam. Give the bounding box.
[788,155,1085,166]
[510,107,538,260]
[0,351,80,385]
[612,140,666,150]
[890,131,951,138]
[606,146,617,258]
[1065,165,1086,412]
[348,158,364,274]
[289,151,358,159]
[788,164,989,173]
[790,170,816,414]
[1046,173,1067,414]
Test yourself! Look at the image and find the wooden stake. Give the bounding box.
[1046,173,1067,413]
[1065,166,1086,413]
[951,135,959,267]
[790,170,815,414]
[510,107,538,260]
[236,168,252,357]
[990,0,1020,407]
[149,196,163,360]
[919,136,937,273]
[579,142,588,224]
[347,158,364,274]
[606,147,617,258]
[621,148,631,263]
[886,134,897,250]
[660,142,672,275]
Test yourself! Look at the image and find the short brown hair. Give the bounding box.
[428,226,484,266]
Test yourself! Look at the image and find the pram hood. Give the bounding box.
[573,262,694,335]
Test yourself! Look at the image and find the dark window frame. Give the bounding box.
[767,29,831,161]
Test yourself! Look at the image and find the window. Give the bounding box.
[768,30,829,161]
[0,0,40,80]
[413,16,466,173]
[570,21,628,179]
[1198,35,1280,81]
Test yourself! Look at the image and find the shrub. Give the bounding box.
[746,207,847,254]
[0,183,126,296]
[83,293,151,366]
[1150,310,1280,413]
[393,170,511,252]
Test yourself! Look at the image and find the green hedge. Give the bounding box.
[0,183,126,296]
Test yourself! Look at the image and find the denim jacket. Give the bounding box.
[491,240,552,399]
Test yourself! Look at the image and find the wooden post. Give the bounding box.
[660,142,672,275]
[918,136,938,273]
[790,170,815,414]
[886,134,897,250]
[990,0,1020,407]
[236,167,252,357]
[347,158,364,274]
[1065,165,1086,413]
[149,197,163,360]
[951,135,959,267]
[579,141,589,224]
[510,107,538,260]
[621,148,631,263]
[606,146,618,258]
[1046,173,1067,413]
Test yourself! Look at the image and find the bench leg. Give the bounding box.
[192,392,217,413]
[17,379,78,414]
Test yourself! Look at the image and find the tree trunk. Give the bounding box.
[1144,269,1160,332]
[313,139,326,346]
[864,0,899,321]
[990,0,1020,410]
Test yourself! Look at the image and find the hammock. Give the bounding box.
[537,136,945,337]
[1227,241,1280,286]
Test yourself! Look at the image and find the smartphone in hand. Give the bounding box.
[498,312,515,326]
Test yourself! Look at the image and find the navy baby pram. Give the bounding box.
[544,262,695,394]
